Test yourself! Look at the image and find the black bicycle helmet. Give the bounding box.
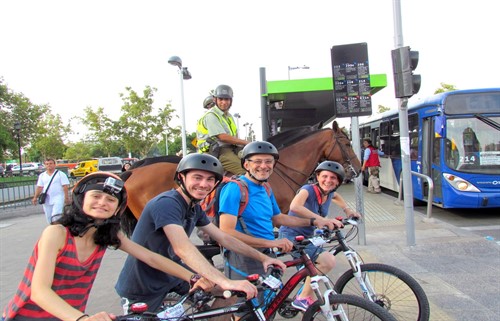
[175,153,224,183]
[213,84,233,99]
[315,161,345,187]
[240,141,279,166]
[203,96,215,109]
[175,154,224,203]
[72,172,128,216]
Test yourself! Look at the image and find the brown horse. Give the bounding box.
[120,122,360,234]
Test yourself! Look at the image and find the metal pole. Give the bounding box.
[17,131,22,175]
[393,0,415,246]
[259,67,270,140]
[351,117,366,245]
[179,70,187,156]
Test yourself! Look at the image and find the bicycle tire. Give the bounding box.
[334,263,430,321]
[302,293,398,321]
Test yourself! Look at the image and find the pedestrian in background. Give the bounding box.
[361,138,384,193]
[32,158,70,223]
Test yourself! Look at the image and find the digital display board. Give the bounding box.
[331,43,372,117]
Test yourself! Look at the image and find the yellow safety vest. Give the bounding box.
[196,108,238,152]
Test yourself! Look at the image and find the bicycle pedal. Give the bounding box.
[277,298,301,319]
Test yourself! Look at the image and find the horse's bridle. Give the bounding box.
[324,132,359,179]
[272,130,359,193]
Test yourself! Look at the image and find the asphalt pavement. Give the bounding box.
[1,183,499,320]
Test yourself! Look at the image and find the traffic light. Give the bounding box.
[391,46,421,98]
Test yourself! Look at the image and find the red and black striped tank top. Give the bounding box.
[3,227,106,320]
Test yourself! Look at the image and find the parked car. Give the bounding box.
[11,163,44,176]
[69,160,98,178]
[98,157,123,174]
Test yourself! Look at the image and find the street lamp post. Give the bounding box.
[288,65,310,80]
[168,56,192,157]
[233,113,241,138]
[13,122,22,175]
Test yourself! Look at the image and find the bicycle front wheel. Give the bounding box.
[302,293,397,321]
[334,263,430,321]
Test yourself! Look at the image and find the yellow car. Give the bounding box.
[69,160,98,178]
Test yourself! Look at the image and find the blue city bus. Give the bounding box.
[359,88,500,209]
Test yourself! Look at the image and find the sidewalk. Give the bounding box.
[1,185,499,320]
[337,182,500,321]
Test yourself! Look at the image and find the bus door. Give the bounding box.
[422,117,443,203]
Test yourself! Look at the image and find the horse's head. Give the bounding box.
[326,122,362,181]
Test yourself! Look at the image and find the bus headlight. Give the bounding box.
[443,173,480,192]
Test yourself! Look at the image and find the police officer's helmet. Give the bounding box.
[314,161,345,187]
[175,153,224,183]
[240,141,279,166]
[203,96,215,109]
[213,85,233,99]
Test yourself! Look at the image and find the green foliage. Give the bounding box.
[117,86,183,158]
[0,78,62,163]
[434,83,457,94]
[1,77,185,162]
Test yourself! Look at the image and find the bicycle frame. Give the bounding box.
[329,228,378,301]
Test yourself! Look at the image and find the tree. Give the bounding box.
[30,113,69,160]
[64,141,95,160]
[78,106,120,157]
[434,83,457,94]
[117,86,179,158]
[0,78,56,162]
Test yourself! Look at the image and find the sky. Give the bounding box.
[1,0,498,144]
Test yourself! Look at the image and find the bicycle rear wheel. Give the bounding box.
[334,263,430,321]
[302,293,397,321]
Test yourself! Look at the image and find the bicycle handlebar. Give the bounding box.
[115,266,284,320]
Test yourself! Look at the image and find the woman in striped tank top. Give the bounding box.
[3,172,213,321]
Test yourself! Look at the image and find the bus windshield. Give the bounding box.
[445,116,500,174]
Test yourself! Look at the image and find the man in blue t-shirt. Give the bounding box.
[115,153,285,313]
[219,141,341,278]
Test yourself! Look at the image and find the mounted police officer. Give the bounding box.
[196,84,248,175]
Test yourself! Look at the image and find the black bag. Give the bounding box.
[37,170,58,205]
[38,192,47,204]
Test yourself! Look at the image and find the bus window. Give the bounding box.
[445,116,500,174]
[409,114,419,160]
[390,119,401,158]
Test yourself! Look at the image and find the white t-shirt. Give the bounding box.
[36,170,70,205]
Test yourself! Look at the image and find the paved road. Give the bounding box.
[1,184,499,320]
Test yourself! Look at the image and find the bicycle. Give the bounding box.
[305,217,430,321]
[118,239,398,321]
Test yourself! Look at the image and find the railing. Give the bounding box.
[397,171,434,220]
[0,178,78,212]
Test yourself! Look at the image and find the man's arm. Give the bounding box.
[202,223,286,270]
[273,213,341,231]
[215,133,249,146]
[32,186,43,205]
[163,224,234,287]
[219,213,294,253]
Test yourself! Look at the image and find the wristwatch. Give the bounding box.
[190,274,202,287]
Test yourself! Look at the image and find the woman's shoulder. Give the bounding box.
[38,224,69,249]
